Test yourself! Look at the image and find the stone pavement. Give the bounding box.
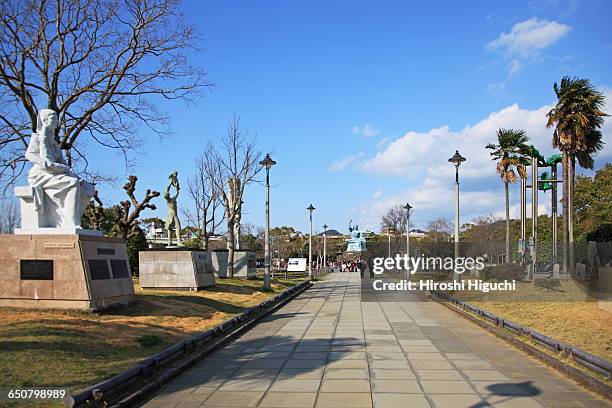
[141,273,610,408]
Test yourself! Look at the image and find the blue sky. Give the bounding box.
[95,0,612,234]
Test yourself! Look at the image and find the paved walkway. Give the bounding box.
[141,273,610,408]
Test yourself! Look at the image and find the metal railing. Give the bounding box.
[70,280,312,407]
[431,291,612,380]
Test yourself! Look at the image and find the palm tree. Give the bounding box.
[486,129,530,263]
[546,77,607,274]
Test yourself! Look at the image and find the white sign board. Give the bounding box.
[287,258,307,272]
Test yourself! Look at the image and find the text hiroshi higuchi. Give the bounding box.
[372,279,517,292]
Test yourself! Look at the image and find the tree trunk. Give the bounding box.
[568,156,575,274]
[202,228,209,250]
[561,151,569,275]
[505,181,511,263]
[227,219,235,278]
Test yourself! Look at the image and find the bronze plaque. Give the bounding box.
[20,260,53,280]
[89,259,110,280]
[110,260,130,279]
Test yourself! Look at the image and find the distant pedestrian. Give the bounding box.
[357,258,366,278]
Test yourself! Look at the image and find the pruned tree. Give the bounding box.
[183,152,224,250]
[118,175,159,240]
[83,190,104,230]
[0,0,209,187]
[205,116,262,277]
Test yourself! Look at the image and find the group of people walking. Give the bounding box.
[335,258,374,278]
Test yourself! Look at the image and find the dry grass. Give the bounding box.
[450,281,612,361]
[468,301,612,361]
[0,277,300,405]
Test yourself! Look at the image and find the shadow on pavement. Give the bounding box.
[140,333,359,406]
[470,381,541,408]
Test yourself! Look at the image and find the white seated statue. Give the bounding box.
[15,109,96,234]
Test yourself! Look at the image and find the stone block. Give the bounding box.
[0,233,135,310]
[139,250,215,290]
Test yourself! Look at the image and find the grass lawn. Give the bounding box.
[450,281,612,361]
[0,277,300,403]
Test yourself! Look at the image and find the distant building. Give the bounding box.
[317,229,346,240]
[409,228,427,239]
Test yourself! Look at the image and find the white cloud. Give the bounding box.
[361,103,563,179]
[352,123,380,138]
[355,89,612,230]
[488,18,570,58]
[328,152,365,172]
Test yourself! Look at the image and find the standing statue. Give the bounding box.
[164,171,182,246]
[21,109,94,229]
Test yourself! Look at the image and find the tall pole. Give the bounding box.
[259,154,276,291]
[406,212,410,256]
[521,173,527,264]
[307,204,315,279]
[551,163,558,264]
[448,151,465,262]
[263,168,271,291]
[323,224,328,273]
[403,203,412,257]
[388,227,391,258]
[454,165,460,261]
[531,156,538,275]
[568,160,574,274]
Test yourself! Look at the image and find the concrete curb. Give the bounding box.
[430,293,612,401]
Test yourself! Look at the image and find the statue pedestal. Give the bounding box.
[139,250,215,290]
[0,234,135,310]
[15,227,103,236]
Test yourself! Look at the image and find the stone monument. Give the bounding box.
[346,220,367,253]
[164,171,182,246]
[0,109,135,310]
[139,249,215,290]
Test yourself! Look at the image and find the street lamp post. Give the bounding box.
[307,204,315,279]
[448,150,466,262]
[403,203,412,257]
[387,227,393,258]
[260,154,276,291]
[323,223,328,274]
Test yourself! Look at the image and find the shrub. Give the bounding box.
[534,278,561,291]
[136,334,162,347]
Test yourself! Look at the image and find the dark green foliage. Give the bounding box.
[127,227,148,273]
[585,223,612,242]
[575,165,612,240]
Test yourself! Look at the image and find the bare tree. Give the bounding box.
[0,0,209,187]
[0,197,19,233]
[182,152,224,249]
[425,217,453,242]
[205,116,262,277]
[381,205,411,241]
